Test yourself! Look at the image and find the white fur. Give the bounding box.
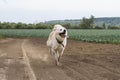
[46,24,68,66]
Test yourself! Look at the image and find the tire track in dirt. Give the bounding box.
[21,39,37,80]
[0,38,28,80]
[23,38,120,80]
[61,54,120,80]
[23,38,73,80]
[0,68,7,80]
[1,38,120,80]
[65,55,120,75]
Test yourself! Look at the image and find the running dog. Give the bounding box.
[46,24,68,66]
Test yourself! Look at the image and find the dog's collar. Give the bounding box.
[56,37,64,47]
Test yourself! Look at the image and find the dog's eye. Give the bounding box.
[60,29,62,31]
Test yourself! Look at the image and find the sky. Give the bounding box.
[0,0,120,23]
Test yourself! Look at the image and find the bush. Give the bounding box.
[108,26,120,29]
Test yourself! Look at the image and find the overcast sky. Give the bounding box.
[0,0,120,23]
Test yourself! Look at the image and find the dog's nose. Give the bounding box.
[64,30,66,33]
[63,29,66,33]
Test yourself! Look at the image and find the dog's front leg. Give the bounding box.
[54,51,60,66]
[51,49,60,65]
[58,48,64,62]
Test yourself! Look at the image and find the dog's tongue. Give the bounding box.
[61,34,66,38]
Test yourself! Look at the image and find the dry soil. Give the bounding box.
[0,38,120,80]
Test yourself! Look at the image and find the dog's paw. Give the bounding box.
[56,62,62,66]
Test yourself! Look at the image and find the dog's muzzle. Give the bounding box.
[63,29,66,34]
[59,29,67,38]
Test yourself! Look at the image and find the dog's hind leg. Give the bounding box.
[49,48,53,55]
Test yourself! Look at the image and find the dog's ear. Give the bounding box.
[52,25,58,31]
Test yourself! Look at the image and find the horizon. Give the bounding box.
[0,16,120,24]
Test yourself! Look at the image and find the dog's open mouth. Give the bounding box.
[59,33,66,38]
[59,30,66,38]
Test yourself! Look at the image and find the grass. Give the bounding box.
[0,29,120,44]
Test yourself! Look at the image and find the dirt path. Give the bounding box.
[0,38,120,80]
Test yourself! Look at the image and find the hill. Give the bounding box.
[95,17,120,26]
[45,17,120,26]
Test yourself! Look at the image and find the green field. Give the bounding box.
[0,29,50,38]
[0,29,120,44]
[69,29,120,44]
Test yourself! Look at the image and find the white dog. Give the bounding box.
[46,24,68,66]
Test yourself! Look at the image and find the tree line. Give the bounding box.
[0,22,52,29]
[0,15,120,29]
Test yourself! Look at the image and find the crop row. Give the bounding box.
[69,29,120,44]
[0,29,120,44]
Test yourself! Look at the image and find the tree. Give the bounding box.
[89,15,95,28]
[62,23,71,29]
[15,22,23,29]
[80,15,95,29]
[102,23,106,29]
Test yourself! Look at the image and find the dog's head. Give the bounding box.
[53,24,67,39]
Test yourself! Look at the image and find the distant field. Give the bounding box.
[0,29,51,38]
[0,29,120,44]
[69,29,120,44]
